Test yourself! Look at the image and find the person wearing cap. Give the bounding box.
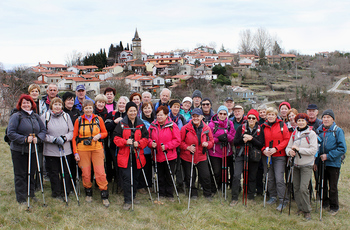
[286,113,317,220]
[153,88,171,113]
[113,102,149,210]
[314,109,347,216]
[42,83,59,111]
[191,90,202,109]
[148,106,181,202]
[278,102,291,123]
[230,105,246,130]
[306,104,322,132]
[201,98,215,124]
[261,107,290,211]
[230,109,264,206]
[257,104,267,125]
[94,94,108,121]
[180,97,192,121]
[180,108,214,200]
[74,84,94,111]
[224,97,235,119]
[104,87,117,113]
[72,99,109,207]
[208,106,236,195]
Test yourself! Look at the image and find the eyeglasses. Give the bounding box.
[247,116,256,120]
[219,113,227,116]
[202,103,210,106]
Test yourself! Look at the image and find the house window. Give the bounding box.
[157,80,160,84]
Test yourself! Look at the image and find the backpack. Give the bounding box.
[213,120,231,135]
[291,126,313,144]
[4,109,21,145]
[44,111,69,129]
[75,116,101,143]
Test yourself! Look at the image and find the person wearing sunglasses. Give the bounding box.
[230,109,264,206]
[208,106,236,196]
[200,98,215,124]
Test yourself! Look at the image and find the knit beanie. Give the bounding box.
[279,101,291,110]
[192,90,202,99]
[217,105,229,115]
[247,109,260,121]
[182,96,193,104]
[322,109,335,120]
[169,99,181,108]
[125,102,138,113]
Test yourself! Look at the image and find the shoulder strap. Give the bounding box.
[45,111,51,128]
[292,129,297,141]
[280,121,284,134]
[241,123,247,135]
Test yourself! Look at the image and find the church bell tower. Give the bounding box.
[132,29,142,61]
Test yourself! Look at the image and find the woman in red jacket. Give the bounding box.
[261,107,290,211]
[148,106,181,202]
[113,102,149,210]
[180,108,214,199]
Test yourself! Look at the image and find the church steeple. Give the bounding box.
[132,28,142,61]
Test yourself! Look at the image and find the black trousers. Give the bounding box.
[182,159,211,197]
[157,159,176,198]
[120,154,141,204]
[45,155,73,197]
[256,157,264,195]
[323,166,340,211]
[174,148,185,187]
[137,154,153,189]
[231,155,259,200]
[209,155,234,193]
[11,150,37,203]
[105,141,116,182]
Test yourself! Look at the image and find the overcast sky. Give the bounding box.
[1,0,349,69]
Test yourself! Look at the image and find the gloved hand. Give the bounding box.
[217,133,228,142]
[60,135,67,143]
[53,136,65,146]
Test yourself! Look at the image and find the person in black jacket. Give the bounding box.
[105,96,129,185]
[62,92,81,125]
[7,94,46,204]
[230,109,264,207]
[94,94,108,121]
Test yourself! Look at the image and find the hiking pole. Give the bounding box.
[76,162,80,196]
[224,143,228,201]
[129,141,134,211]
[136,149,153,203]
[263,141,273,208]
[188,145,195,210]
[27,141,32,211]
[33,136,46,207]
[161,143,181,204]
[206,145,222,204]
[320,160,325,221]
[243,144,249,206]
[153,141,160,203]
[61,147,80,206]
[58,146,69,206]
[281,157,293,214]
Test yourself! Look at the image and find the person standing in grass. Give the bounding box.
[7,94,46,204]
[261,107,290,211]
[72,100,109,207]
[315,109,347,216]
[113,102,149,210]
[286,113,317,220]
[230,109,264,206]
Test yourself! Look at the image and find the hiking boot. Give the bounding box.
[133,199,140,204]
[206,196,212,202]
[191,195,198,200]
[102,199,110,207]
[230,200,238,207]
[167,197,175,203]
[304,212,311,220]
[123,203,131,210]
[296,210,304,216]
[266,197,277,205]
[276,202,288,211]
[329,209,339,216]
[85,196,92,203]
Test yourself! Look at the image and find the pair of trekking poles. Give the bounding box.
[26,134,79,210]
[152,141,181,207]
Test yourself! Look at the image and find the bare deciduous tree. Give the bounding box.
[254,27,272,58]
[238,29,254,54]
[65,50,83,67]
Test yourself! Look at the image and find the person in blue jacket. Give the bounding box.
[315,109,347,216]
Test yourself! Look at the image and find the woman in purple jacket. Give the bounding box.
[208,106,236,194]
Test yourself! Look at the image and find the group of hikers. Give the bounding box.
[6,83,347,219]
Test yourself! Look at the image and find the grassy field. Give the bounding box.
[0,127,349,230]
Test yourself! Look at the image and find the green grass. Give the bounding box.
[0,127,349,229]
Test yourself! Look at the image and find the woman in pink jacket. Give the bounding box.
[180,108,214,199]
[148,106,181,202]
[208,106,236,194]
